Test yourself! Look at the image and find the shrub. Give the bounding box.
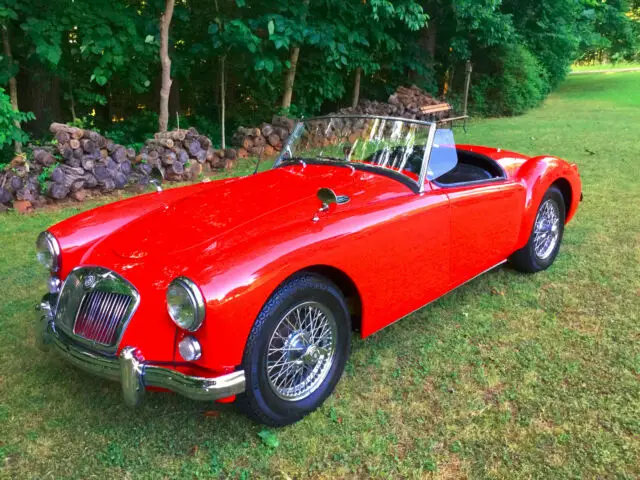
[102,111,227,149]
[0,87,35,163]
[471,44,550,117]
[102,111,159,150]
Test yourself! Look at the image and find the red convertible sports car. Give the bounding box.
[36,115,581,425]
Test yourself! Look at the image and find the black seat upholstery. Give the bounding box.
[434,149,504,185]
[437,163,494,184]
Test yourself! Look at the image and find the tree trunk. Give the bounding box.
[158,0,175,132]
[169,77,181,121]
[69,88,77,121]
[2,25,22,153]
[220,55,226,149]
[281,46,300,110]
[352,67,362,109]
[425,22,437,59]
[462,61,473,117]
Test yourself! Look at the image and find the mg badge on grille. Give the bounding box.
[83,275,97,289]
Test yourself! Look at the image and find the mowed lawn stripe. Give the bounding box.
[0,72,638,479]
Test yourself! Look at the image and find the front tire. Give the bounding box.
[238,274,351,426]
[510,186,565,273]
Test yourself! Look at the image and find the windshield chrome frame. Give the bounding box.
[274,115,437,194]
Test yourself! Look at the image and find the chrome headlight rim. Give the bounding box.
[166,277,206,332]
[36,231,61,272]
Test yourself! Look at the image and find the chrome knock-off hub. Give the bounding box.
[266,301,338,401]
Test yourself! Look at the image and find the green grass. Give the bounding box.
[571,62,640,72]
[1,72,639,479]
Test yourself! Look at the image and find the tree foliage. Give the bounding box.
[0,87,34,151]
[0,0,637,146]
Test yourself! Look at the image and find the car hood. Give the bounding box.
[101,166,365,260]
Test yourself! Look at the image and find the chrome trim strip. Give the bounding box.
[418,123,437,193]
[38,231,61,272]
[56,266,140,354]
[37,307,246,406]
[304,114,436,127]
[167,277,206,332]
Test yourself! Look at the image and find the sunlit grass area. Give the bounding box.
[571,61,640,72]
[1,72,639,479]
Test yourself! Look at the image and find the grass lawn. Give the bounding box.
[571,62,640,72]
[1,71,639,479]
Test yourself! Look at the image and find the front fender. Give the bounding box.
[513,156,582,250]
[48,184,211,279]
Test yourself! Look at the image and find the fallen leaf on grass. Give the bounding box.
[491,287,505,296]
[189,445,199,456]
[258,429,279,448]
[203,410,221,418]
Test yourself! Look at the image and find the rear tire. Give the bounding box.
[510,186,565,273]
[238,274,351,426]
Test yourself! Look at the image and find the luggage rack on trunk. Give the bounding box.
[414,103,470,134]
[431,61,474,133]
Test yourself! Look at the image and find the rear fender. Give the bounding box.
[513,156,581,249]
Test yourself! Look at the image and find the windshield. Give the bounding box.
[274,115,437,189]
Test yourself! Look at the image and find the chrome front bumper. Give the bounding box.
[37,295,245,406]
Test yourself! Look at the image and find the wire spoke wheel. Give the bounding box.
[533,199,561,260]
[266,301,338,401]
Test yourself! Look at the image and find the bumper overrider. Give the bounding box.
[37,294,246,406]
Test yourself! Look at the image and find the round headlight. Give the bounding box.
[166,277,205,331]
[178,335,202,361]
[36,231,60,272]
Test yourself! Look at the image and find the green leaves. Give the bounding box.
[255,57,276,73]
[257,430,279,449]
[208,18,260,55]
[0,88,33,148]
[35,43,61,65]
[0,7,18,21]
[90,72,109,87]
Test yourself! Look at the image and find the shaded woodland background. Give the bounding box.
[1,0,638,160]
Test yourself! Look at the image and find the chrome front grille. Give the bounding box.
[74,291,133,345]
[54,266,139,353]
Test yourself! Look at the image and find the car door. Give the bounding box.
[432,180,526,288]
[326,179,451,337]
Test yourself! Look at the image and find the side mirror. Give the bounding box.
[317,187,338,207]
[150,167,164,192]
[317,187,349,209]
[313,188,349,222]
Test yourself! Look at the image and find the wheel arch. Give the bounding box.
[551,177,572,222]
[278,265,363,333]
[513,155,581,250]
